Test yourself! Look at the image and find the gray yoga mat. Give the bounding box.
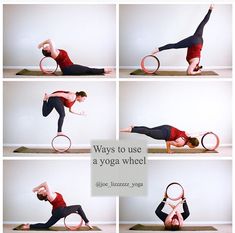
[13,224,101,231]
[129,224,217,231]
[130,69,218,76]
[148,148,218,154]
[16,69,62,76]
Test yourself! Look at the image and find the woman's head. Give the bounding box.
[76,91,87,102]
[165,218,180,231]
[187,137,199,148]
[42,44,51,57]
[37,193,48,201]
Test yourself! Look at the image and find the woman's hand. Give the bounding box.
[152,48,159,55]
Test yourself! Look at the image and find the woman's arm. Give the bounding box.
[166,139,185,153]
[69,108,86,116]
[32,182,54,201]
[38,39,59,58]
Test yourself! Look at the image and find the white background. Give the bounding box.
[120,4,232,68]
[3,160,116,223]
[3,4,116,68]
[120,81,232,147]
[3,81,116,146]
[120,160,232,223]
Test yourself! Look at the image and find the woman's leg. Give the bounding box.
[63,205,89,223]
[51,98,65,133]
[159,35,199,52]
[193,9,212,37]
[181,200,190,220]
[30,208,63,229]
[131,125,169,140]
[155,199,168,222]
[63,65,104,75]
[42,100,54,117]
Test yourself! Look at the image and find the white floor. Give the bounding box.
[3,69,116,79]
[119,68,232,79]
[3,224,115,233]
[3,146,232,158]
[119,224,232,233]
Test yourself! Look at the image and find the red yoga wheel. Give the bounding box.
[201,132,220,151]
[165,182,184,201]
[51,135,71,153]
[64,213,83,231]
[39,56,58,74]
[140,55,160,74]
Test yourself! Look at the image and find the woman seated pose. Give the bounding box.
[120,125,203,153]
[155,192,190,231]
[21,182,93,230]
[38,39,112,75]
[152,5,214,75]
[42,90,87,135]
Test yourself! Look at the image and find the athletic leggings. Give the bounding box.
[42,97,65,133]
[155,198,190,222]
[159,9,212,51]
[30,205,89,229]
[131,125,172,141]
[62,64,105,75]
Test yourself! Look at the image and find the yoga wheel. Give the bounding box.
[140,55,160,74]
[64,213,83,231]
[39,56,58,74]
[201,132,220,151]
[51,135,71,153]
[166,182,184,201]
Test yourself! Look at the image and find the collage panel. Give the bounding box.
[119,160,232,233]
[3,160,116,232]
[3,81,116,156]
[3,4,116,78]
[119,4,232,78]
[119,81,232,157]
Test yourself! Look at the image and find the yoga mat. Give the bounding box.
[13,146,91,154]
[16,69,62,76]
[147,148,218,154]
[130,69,218,76]
[129,224,217,231]
[13,224,101,231]
[16,69,104,76]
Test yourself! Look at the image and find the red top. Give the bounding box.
[53,91,76,108]
[169,127,188,144]
[55,49,73,69]
[49,192,67,212]
[186,44,203,62]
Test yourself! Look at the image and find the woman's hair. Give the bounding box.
[76,91,87,97]
[42,49,51,57]
[170,224,180,231]
[188,137,199,147]
[37,193,48,201]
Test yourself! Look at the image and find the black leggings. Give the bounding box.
[159,9,212,51]
[155,198,190,222]
[30,205,89,229]
[42,97,65,133]
[131,125,171,141]
[62,64,104,75]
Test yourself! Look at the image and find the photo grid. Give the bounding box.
[1,1,233,233]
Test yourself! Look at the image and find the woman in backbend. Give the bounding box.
[42,91,87,135]
[38,39,112,75]
[21,182,93,230]
[120,125,202,154]
[152,5,214,75]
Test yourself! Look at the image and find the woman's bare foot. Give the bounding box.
[21,224,30,230]
[85,222,93,229]
[104,68,113,74]
[120,126,133,132]
[152,47,159,55]
[210,4,214,10]
[43,93,49,101]
[57,132,65,136]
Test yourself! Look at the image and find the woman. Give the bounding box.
[38,39,112,75]
[21,182,93,230]
[120,125,201,153]
[42,91,87,135]
[152,5,214,75]
[155,192,190,230]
